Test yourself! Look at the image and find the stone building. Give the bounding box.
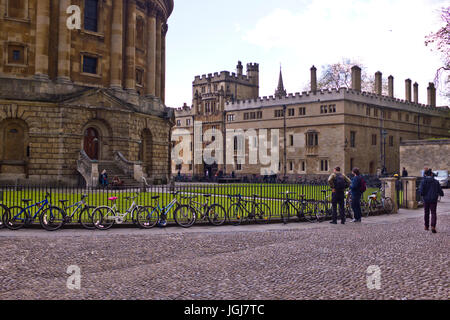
[400,139,450,177]
[173,64,450,178]
[173,61,259,177]
[0,0,174,186]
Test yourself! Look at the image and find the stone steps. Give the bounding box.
[97,161,141,188]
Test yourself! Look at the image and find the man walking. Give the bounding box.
[350,168,363,222]
[419,169,444,233]
[328,167,351,224]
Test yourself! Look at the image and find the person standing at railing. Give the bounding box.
[419,169,444,234]
[99,170,108,188]
[328,167,351,225]
[350,168,363,223]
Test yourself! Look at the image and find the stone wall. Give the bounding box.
[400,139,450,177]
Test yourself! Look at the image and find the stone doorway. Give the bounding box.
[83,127,99,160]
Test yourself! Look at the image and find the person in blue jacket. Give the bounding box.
[350,167,363,222]
[419,169,444,233]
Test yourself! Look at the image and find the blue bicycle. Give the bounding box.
[3,192,63,231]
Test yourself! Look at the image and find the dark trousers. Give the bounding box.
[352,194,362,220]
[332,191,345,223]
[424,202,438,228]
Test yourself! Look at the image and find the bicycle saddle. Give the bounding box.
[108,197,118,201]
[203,194,212,198]
[22,199,32,204]
[59,200,69,203]
[151,196,160,200]
[321,190,328,193]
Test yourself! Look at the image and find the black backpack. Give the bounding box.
[335,174,348,191]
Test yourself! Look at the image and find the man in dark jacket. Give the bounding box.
[350,168,363,222]
[419,169,444,233]
[328,167,351,224]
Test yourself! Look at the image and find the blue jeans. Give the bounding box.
[352,193,362,220]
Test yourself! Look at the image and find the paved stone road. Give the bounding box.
[0,194,448,300]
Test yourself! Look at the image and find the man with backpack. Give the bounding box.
[328,167,351,224]
[419,169,444,233]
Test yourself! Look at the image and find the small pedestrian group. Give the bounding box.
[327,167,366,224]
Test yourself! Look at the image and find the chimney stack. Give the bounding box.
[413,82,419,104]
[375,71,382,95]
[405,79,412,102]
[351,66,361,91]
[388,75,394,97]
[427,82,436,107]
[311,65,317,93]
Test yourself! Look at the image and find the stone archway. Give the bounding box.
[0,118,29,175]
[81,119,113,161]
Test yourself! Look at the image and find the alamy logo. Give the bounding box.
[366,265,381,290]
[66,5,81,30]
[66,265,81,290]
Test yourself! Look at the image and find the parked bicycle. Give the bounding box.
[3,192,63,230]
[41,194,95,231]
[227,194,271,226]
[365,189,394,216]
[312,190,333,222]
[92,193,149,230]
[184,194,227,227]
[0,203,8,229]
[280,192,315,224]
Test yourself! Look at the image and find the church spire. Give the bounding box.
[275,66,287,98]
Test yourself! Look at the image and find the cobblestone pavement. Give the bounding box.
[0,195,448,300]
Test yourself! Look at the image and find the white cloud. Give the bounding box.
[243,0,448,105]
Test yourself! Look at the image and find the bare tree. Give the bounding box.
[425,6,450,97]
[304,59,388,94]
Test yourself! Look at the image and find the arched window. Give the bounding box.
[83,127,99,160]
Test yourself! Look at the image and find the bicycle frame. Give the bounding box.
[15,198,49,222]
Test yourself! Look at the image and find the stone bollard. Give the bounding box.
[401,177,418,209]
[380,178,398,213]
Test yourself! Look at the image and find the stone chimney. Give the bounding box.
[375,71,382,95]
[405,79,412,102]
[427,82,436,107]
[413,82,419,104]
[236,61,243,76]
[388,75,394,98]
[311,65,317,93]
[351,66,361,91]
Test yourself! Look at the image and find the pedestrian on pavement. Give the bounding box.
[350,167,363,222]
[402,167,408,177]
[328,167,351,224]
[419,169,444,233]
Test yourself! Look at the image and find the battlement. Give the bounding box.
[225,87,449,116]
[193,70,254,84]
[175,103,194,115]
[247,63,259,72]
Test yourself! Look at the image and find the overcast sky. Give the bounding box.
[165,0,448,109]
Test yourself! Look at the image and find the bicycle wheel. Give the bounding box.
[361,201,369,217]
[40,206,65,231]
[383,197,394,214]
[301,201,316,223]
[136,206,159,229]
[4,206,28,230]
[92,206,115,230]
[78,206,96,230]
[314,202,328,222]
[368,201,378,216]
[254,203,271,224]
[0,204,8,229]
[280,202,291,224]
[206,204,227,226]
[227,203,243,226]
[173,205,196,228]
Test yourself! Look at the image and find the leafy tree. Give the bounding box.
[425,6,450,97]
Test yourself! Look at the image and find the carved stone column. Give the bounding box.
[57,0,72,82]
[125,0,136,91]
[155,15,162,99]
[146,6,157,96]
[110,0,124,89]
[161,23,168,103]
[35,0,50,79]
